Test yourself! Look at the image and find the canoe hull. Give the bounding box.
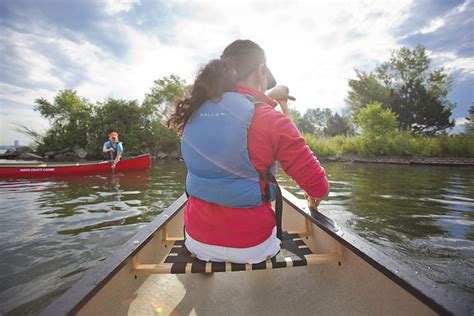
[42,189,468,315]
[0,154,151,178]
[77,203,434,316]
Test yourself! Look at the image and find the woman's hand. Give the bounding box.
[267,85,296,103]
[305,193,321,211]
[112,159,119,169]
[267,85,295,116]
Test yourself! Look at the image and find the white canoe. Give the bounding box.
[42,188,470,315]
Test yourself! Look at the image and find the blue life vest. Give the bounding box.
[103,141,123,160]
[182,92,276,208]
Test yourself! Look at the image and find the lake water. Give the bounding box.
[0,161,473,314]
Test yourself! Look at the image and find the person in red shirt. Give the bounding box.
[169,39,329,263]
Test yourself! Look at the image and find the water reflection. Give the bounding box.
[0,161,185,315]
[0,160,473,314]
[279,163,474,242]
[279,162,474,303]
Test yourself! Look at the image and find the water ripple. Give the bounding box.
[1,161,473,314]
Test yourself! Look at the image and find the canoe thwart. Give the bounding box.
[131,231,343,275]
[286,218,312,237]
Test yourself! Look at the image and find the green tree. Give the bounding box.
[356,102,398,155]
[297,117,316,134]
[34,89,92,151]
[30,73,186,157]
[287,107,302,125]
[89,98,149,154]
[465,104,474,134]
[347,70,392,115]
[141,74,187,153]
[347,44,454,134]
[357,102,398,138]
[89,97,180,156]
[288,107,320,134]
[143,74,188,120]
[294,108,354,137]
[149,120,180,153]
[324,113,354,137]
[295,108,332,135]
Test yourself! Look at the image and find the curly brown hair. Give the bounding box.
[167,59,237,135]
[168,40,274,135]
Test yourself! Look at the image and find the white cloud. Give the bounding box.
[451,116,469,134]
[456,117,468,126]
[15,0,474,144]
[69,27,199,103]
[420,17,445,34]
[0,105,49,146]
[0,83,57,106]
[167,0,413,111]
[0,23,198,144]
[429,51,474,78]
[0,29,64,90]
[406,0,471,36]
[454,0,471,13]
[104,0,141,15]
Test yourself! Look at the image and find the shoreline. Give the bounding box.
[320,155,474,166]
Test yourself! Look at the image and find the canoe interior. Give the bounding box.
[78,199,434,315]
[43,190,472,315]
[41,189,471,316]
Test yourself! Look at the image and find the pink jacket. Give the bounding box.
[184,85,329,248]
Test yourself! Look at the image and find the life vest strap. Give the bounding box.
[259,171,283,241]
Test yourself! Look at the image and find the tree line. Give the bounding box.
[25,44,473,158]
[290,44,473,157]
[294,44,461,136]
[26,75,185,157]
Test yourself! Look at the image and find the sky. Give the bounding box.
[0,0,473,145]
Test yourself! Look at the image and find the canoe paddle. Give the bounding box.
[279,94,321,212]
[109,150,115,173]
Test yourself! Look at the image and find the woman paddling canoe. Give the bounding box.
[42,40,469,316]
[169,39,329,264]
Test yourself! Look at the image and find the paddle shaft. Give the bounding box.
[109,149,115,172]
[279,98,321,212]
[279,99,290,116]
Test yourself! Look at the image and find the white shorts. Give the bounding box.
[185,227,281,264]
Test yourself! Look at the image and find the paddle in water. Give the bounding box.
[109,150,115,172]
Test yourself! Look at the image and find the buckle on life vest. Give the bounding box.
[259,171,275,202]
[261,194,271,202]
[259,172,276,184]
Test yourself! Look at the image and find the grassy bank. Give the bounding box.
[305,132,474,158]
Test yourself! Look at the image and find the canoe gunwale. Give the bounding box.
[0,154,150,168]
[0,154,151,178]
[41,189,471,316]
[40,193,188,316]
[282,188,467,316]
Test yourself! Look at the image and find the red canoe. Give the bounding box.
[0,154,152,178]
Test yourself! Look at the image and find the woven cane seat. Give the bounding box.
[162,232,313,274]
